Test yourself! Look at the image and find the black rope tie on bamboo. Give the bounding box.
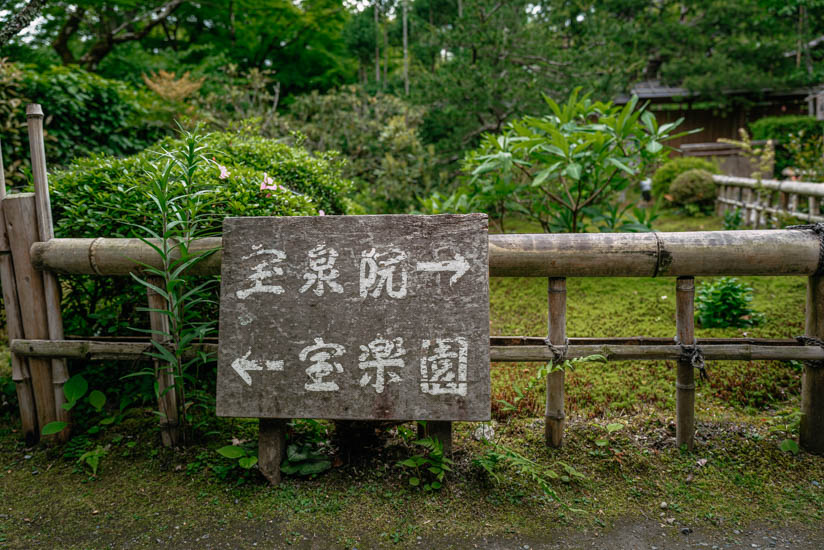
[674,338,709,382]
[795,336,824,369]
[788,222,824,275]
[544,337,569,362]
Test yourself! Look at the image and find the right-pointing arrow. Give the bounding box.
[231,350,263,386]
[416,253,470,285]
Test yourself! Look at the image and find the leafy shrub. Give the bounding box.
[0,59,28,185]
[262,85,444,213]
[51,130,353,337]
[462,90,686,233]
[0,59,173,187]
[651,157,718,198]
[749,115,824,177]
[695,277,764,328]
[668,169,717,212]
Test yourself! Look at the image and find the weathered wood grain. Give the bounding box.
[3,194,56,436]
[27,104,70,442]
[0,142,37,444]
[216,214,491,421]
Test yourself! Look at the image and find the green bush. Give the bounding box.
[652,157,718,198]
[668,169,717,210]
[696,277,764,328]
[51,130,353,336]
[749,115,824,176]
[258,85,444,213]
[0,60,173,187]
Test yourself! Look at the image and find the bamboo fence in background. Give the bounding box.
[714,174,824,227]
[2,105,824,467]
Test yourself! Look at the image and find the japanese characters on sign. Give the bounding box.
[216,214,490,421]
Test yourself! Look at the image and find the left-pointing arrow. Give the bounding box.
[232,350,263,386]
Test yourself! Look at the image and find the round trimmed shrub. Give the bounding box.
[51,130,354,337]
[652,157,718,198]
[668,169,717,208]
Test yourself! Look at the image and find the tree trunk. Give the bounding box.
[403,0,409,95]
[383,15,389,88]
[374,2,381,84]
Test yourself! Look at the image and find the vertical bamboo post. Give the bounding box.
[675,276,696,450]
[809,196,819,222]
[0,140,37,444]
[789,193,799,216]
[259,418,287,485]
[418,420,452,455]
[27,104,70,442]
[715,185,725,217]
[741,188,753,227]
[779,190,789,213]
[752,192,762,229]
[146,276,180,447]
[3,194,56,436]
[801,276,824,455]
[545,277,567,447]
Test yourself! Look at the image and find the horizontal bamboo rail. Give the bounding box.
[12,337,823,363]
[31,229,822,278]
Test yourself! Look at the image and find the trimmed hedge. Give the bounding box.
[749,115,824,176]
[652,157,718,198]
[669,169,716,209]
[51,130,353,336]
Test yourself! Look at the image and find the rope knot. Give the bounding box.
[795,335,824,369]
[675,338,709,382]
[545,337,569,363]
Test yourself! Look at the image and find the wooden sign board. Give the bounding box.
[216,214,490,421]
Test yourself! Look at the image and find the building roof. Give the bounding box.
[615,80,820,104]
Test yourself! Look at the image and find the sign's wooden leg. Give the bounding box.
[259,418,287,485]
[418,420,452,455]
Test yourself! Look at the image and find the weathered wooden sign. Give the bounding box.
[216,214,490,421]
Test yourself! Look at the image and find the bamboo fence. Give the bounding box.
[714,174,824,227]
[2,105,824,470]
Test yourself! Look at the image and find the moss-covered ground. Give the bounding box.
[0,210,822,549]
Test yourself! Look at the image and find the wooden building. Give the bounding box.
[615,81,818,153]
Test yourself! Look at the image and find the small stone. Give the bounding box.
[680,527,692,535]
[23,455,31,460]
[473,425,495,441]
[666,518,675,525]
[812,480,820,487]
[660,501,668,510]
[734,530,742,535]
[31,470,38,476]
